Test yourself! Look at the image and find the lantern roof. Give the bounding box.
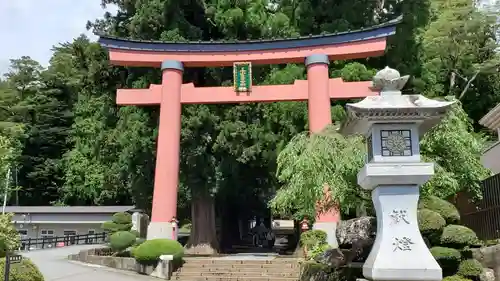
[341,67,455,136]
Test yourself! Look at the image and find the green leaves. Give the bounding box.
[272,101,490,220]
[421,102,490,200]
[270,125,367,219]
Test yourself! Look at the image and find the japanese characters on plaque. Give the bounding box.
[390,208,415,252]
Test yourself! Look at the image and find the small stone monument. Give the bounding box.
[131,211,150,238]
[131,212,140,232]
[341,66,455,281]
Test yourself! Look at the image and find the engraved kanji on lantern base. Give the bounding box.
[342,66,455,281]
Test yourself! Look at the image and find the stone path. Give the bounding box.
[22,245,157,281]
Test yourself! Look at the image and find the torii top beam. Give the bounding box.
[97,16,402,68]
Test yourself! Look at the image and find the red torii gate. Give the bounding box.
[97,16,401,245]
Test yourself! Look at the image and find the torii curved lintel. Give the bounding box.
[97,16,402,67]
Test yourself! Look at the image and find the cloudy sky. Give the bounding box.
[0,1,116,75]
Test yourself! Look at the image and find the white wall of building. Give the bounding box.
[482,141,500,175]
[15,223,104,240]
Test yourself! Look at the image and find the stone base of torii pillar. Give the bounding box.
[341,66,455,281]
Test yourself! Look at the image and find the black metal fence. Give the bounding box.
[461,173,500,240]
[20,232,107,251]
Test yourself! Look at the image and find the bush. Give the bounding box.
[309,244,331,260]
[300,230,327,247]
[102,212,133,233]
[132,239,184,266]
[0,257,44,281]
[112,212,132,225]
[443,275,472,281]
[109,231,137,252]
[102,221,129,233]
[0,214,20,256]
[418,209,446,234]
[441,225,479,248]
[419,196,460,224]
[457,259,483,279]
[430,247,461,276]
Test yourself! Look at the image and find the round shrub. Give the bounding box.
[102,221,130,233]
[430,247,461,276]
[443,275,472,281]
[441,225,479,248]
[133,239,184,266]
[418,196,460,224]
[457,259,483,279]
[418,209,446,234]
[300,230,327,247]
[109,231,137,252]
[112,212,132,224]
[0,257,44,281]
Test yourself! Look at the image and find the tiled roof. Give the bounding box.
[97,16,402,53]
[3,206,136,214]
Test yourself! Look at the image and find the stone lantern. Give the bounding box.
[341,67,455,281]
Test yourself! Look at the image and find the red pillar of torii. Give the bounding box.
[97,16,401,245]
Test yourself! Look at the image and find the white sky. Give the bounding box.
[0,0,117,75]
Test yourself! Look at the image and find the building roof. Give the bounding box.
[3,206,136,214]
[96,16,402,53]
[480,103,500,130]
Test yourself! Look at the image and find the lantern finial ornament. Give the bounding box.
[372,66,410,94]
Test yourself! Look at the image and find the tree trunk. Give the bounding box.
[185,190,219,255]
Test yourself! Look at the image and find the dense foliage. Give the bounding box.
[0,0,498,253]
[419,196,483,280]
[272,103,490,219]
[0,213,20,255]
[0,258,44,281]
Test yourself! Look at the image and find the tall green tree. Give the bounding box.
[1,57,73,205]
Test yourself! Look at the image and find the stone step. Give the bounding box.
[174,271,299,278]
[181,262,300,269]
[182,258,298,265]
[177,267,299,274]
[173,276,299,281]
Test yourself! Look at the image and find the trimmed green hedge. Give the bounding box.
[419,196,460,224]
[112,212,132,224]
[443,275,472,281]
[441,225,479,248]
[0,257,44,281]
[430,247,461,276]
[109,231,137,252]
[457,259,483,279]
[132,239,184,266]
[102,212,133,233]
[418,209,446,234]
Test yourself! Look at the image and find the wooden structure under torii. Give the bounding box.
[97,16,402,246]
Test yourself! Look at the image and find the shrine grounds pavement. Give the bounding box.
[21,244,158,281]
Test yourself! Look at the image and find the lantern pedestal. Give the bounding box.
[363,185,441,281]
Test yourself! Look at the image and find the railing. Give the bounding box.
[462,173,500,240]
[20,232,108,251]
